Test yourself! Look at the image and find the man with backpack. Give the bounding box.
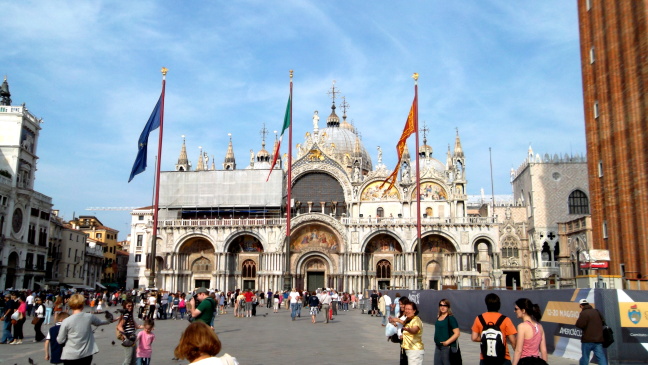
[189,288,217,327]
[471,293,517,365]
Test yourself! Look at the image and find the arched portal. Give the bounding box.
[365,234,403,289]
[227,235,264,290]
[421,235,457,288]
[5,252,19,289]
[177,237,215,290]
[426,261,442,289]
[300,255,329,292]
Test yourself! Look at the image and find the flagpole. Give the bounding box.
[148,67,167,289]
[284,70,293,290]
[413,73,422,290]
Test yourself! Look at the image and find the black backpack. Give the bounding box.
[478,314,507,365]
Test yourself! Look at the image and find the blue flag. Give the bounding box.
[128,94,162,182]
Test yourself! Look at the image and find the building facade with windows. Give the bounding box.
[57,224,87,289]
[69,215,119,284]
[0,77,53,291]
[508,147,590,288]
[577,0,648,286]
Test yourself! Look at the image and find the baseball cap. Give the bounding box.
[195,287,209,294]
[579,299,589,305]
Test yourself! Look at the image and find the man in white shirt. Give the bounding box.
[382,291,392,326]
[319,290,332,323]
[26,293,35,316]
[288,288,301,321]
[147,293,157,319]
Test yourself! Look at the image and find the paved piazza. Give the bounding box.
[0,304,577,365]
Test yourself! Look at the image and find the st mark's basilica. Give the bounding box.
[126,85,506,294]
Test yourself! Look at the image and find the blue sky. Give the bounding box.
[2,1,585,239]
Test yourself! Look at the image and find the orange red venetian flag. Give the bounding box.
[380,95,417,191]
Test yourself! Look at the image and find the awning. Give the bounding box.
[95,283,107,289]
[72,285,94,290]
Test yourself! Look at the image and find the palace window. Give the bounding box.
[376,260,391,279]
[501,236,519,258]
[568,190,590,214]
[242,259,256,278]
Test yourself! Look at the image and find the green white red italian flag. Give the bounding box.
[266,95,291,181]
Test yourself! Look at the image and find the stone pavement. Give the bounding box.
[0,304,579,365]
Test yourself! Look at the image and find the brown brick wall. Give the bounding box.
[577,0,648,279]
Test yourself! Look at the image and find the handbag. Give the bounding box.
[31,317,39,325]
[598,310,615,348]
[400,347,408,365]
[446,315,463,365]
[121,334,136,347]
[11,311,20,321]
[449,342,463,365]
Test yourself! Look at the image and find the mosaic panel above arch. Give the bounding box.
[178,237,215,254]
[228,235,264,253]
[361,181,401,201]
[365,233,403,253]
[291,224,339,253]
[421,235,456,253]
[411,181,448,201]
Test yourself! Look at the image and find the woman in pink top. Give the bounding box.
[136,318,155,365]
[512,298,547,365]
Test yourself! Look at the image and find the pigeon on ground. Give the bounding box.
[104,311,114,321]
[111,340,115,346]
[28,358,34,365]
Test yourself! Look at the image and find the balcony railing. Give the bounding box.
[157,216,495,228]
[159,218,286,228]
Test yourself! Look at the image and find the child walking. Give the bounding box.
[136,318,155,365]
[44,312,70,364]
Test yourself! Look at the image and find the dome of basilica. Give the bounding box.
[319,125,373,171]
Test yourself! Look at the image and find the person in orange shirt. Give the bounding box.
[471,293,517,365]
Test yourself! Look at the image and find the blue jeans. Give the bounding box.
[296,302,302,317]
[434,345,451,365]
[45,307,53,324]
[1,320,13,343]
[382,308,392,326]
[290,303,299,319]
[580,342,607,365]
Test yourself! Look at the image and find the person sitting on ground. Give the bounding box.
[174,322,239,364]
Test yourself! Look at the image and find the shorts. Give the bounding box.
[245,302,252,311]
[310,307,318,316]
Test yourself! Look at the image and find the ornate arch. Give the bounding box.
[223,231,266,253]
[411,179,449,201]
[173,233,216,253]
[361,230,406,253]
[294,251,337,275]
[280,214,347,252]
[359,180,401,201]
[415,231,459,253]
[472,235,497,254]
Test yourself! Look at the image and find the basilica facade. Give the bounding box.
[126,94,507,294]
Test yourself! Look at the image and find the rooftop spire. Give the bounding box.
[326,80,340,127]
[341,96,349,122]
[0,76,11,106]
[453,128,464,157]
[223,133,236,170]
[196,146,205,171]
[177,135,188,166]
